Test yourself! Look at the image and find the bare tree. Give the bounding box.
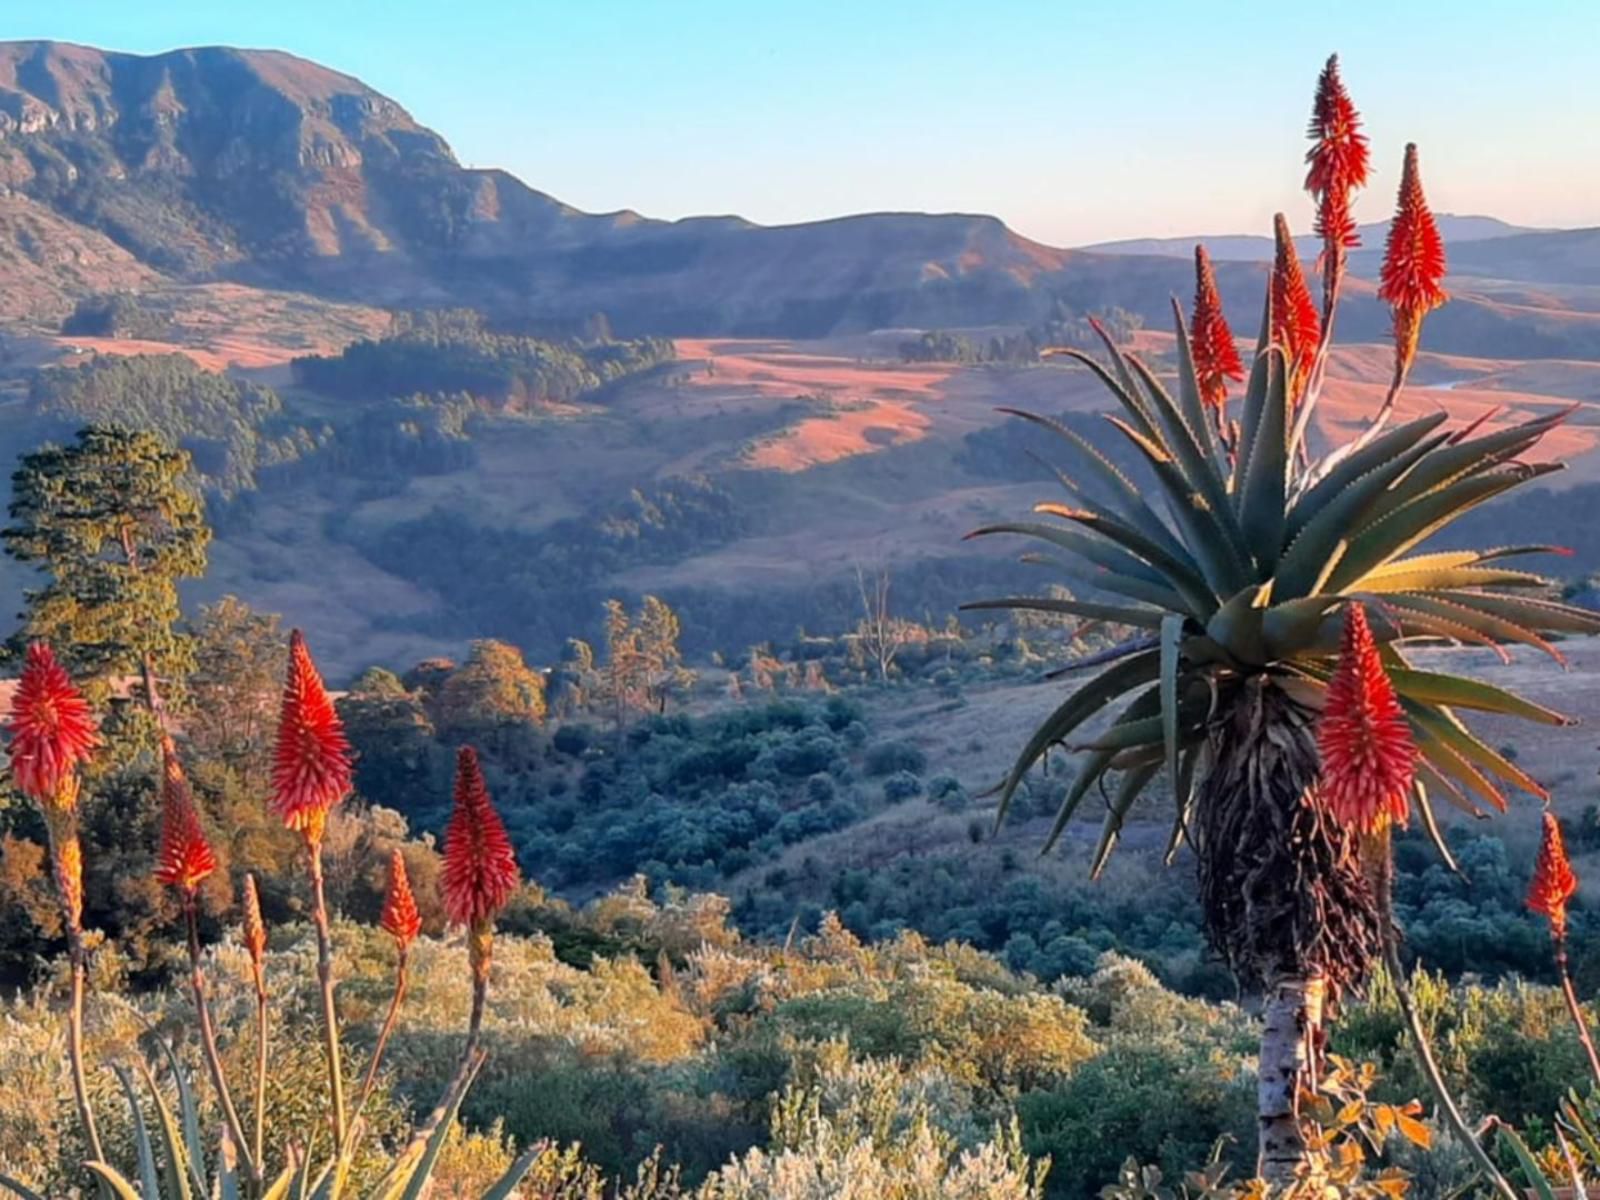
[853,564,915,683]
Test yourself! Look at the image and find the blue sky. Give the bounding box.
[12,1,1599,245]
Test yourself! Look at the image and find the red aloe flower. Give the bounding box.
[380,848,423,950]
[5,641,99,806]
[155,741,217,894]
[1529,811,1580,939]
[1305,54,1370,253]
[1271,214,1322,393]
[441,747,519,927]
[1317,604,1416,833]
[270,630,352,839]
[1191,245,1244,410]
[1379,144,1448,379]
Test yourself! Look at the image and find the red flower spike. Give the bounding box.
[1191,245,1244,410]
[441,747,519,927]
[1317,604,1417,833]
[270,630,352,838]
[1379,144,1448,378]
[155,741,217,894]
[1271,214,1322,394]
[1529,811,1580,939]
[380,848,423,950]
[5,642,98,806]
[1305,54,1370,252]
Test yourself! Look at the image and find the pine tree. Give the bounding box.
[5,426,210,762]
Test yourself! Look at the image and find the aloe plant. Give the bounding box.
[972,62,1600,1190]
[0,1043,538,1200]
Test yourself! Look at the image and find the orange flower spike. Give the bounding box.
[5,642,99,808]
[1305,54,1371,253]
[1317,604,1417,833]
[1271,214,1322,394]
[441,747,520,928]
[1529,811,1580,939]
[155,742,217,894]
[380,848,423,951]
[1379,144,1449,380]
[270,630,353,841]
[241,873,267,971]
[54,836,84,931]
[1190,245,1245,410]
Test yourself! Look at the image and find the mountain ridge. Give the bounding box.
[1080,215,1537,262]
[0,39,1597,353]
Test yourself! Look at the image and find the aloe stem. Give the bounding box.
[1554,932,1600,1088]
[305,834,348,1147]
[65,922,106,1171]
[465,916,493,1064]
[251,973,268,1191]
[353,950,409,1122]
[43,810,107,1186]
[1372,834,1519,1200]
[184,896,256,1181]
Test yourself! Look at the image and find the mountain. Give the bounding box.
[0,40,1091,334]
[4,39,1594,356]
[1080,215,1534,262]
[0,38,1597,363]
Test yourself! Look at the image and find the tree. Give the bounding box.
[975,87,1596,1187]
[183,597,287,784]
[851,566,920,683]
[338,670,440,814]
[602,598,649,729]
[4,426,210,759]
[554,638,598,719]
[637,595,696,713]
[436,639,548,741]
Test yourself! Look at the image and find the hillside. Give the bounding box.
[2,41,1600,684]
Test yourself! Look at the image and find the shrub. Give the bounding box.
[928,773,968,812]
[883,771,924,803]
[864,740,927,776]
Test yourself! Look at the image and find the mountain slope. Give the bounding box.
[0,39,1596,359]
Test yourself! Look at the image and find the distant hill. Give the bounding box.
[1081,215,1535,262]
[1441,227,1600,286]
[1,39,1596,359]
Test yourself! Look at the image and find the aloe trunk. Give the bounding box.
[1257,975,1327,1186]
[1194,680,1381,1182]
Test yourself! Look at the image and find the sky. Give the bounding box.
[11,0,1600,246]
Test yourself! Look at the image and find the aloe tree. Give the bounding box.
[971,58,1600,1188]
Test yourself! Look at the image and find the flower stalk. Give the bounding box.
[157,739,256,1183]
[270,631,355,1150]
[1190,244,1244,456]
[442,747,519,1058]
[1378,143,1448,416]
[1528,811,1600,1086]
[305,829,348,1148]
[1368,830,1520,1200]
[241,873,269,1180]
[183,893,256,1181]
[355,850,422,1119]
[5,644,106,1175]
